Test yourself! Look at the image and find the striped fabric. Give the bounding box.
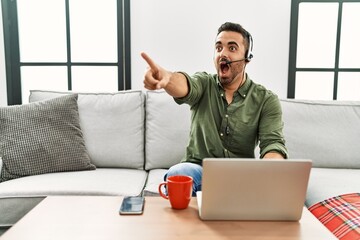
[309,193,360,240]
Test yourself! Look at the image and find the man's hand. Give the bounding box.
[141,52,170,90]
[141,52,189,98]
[263,151,285,159]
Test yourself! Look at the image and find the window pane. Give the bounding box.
[295,72,334,100]
[17,0,67,62]
[296,3,338,68]
[71,66,117,92]
[21,66,68,103]
[70,0,117,62]
[339,3,360,68]
[337,72,360,101]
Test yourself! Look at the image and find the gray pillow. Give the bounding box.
[0,94,96,182]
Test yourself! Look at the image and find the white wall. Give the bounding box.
[0,3,7,106]
[131,0,291,98]
[0,0,291,106]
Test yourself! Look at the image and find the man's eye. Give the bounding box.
[216,46,222,52]
[229,46,236,51]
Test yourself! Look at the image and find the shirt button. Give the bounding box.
[220,133,224,137]
[225,114,229,118]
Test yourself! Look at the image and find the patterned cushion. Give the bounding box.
[29,90,145,169]
[0,94,96,182]
[309,193,360,240]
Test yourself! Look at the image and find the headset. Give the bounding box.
[245,31,254,62]
[224,30,254,65]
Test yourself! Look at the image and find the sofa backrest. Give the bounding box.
[27,90,359,170]
[144,91,191,170]
[29,90,145,169]
[281,99,360,168]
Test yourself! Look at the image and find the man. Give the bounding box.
[142,22,288,194]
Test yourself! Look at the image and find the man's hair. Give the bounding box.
[217,22,251,51]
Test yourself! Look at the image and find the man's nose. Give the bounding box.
[219,49,228,58]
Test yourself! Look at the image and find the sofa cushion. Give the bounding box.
[0,94,96,182]
[305,168,360,207]
[143,168,168,196]
[281,99,360,168]
[0,168,148,227]
[29,90,145,169]
[145,91,191,170]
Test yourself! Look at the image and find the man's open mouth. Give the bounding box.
[220,61,230,74]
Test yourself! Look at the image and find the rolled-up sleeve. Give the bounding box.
[258,95,288,158]
[174,72,210,107]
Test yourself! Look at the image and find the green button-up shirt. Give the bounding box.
[175,72,288,165]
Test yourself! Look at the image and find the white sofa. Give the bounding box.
[0,89,190,232]
[0,89,359,235]
[280,99,360,207]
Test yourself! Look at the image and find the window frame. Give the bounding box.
[1,0,131,105]
[288,0,360,100]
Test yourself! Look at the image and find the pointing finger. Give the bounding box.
[141,52,159,73]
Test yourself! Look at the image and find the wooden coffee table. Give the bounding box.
[0,196,336,240]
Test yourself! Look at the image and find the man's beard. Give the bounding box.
[219,69,245,88]
[219,76,234,86]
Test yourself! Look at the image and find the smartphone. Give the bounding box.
[119,196,145,215]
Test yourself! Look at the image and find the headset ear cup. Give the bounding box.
[246,53,253,62]
[246,33,253,62]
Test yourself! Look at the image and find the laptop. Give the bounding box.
[196,158,312,221]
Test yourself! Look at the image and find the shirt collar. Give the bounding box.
[217,73,252,99]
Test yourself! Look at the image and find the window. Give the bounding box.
[2,0,131,105]
[288,0,360,100]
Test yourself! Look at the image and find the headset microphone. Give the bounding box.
[225,58,246,65]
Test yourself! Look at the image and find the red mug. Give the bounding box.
[158,175,193,210]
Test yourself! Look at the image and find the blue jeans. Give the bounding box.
[164,162,203,196]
